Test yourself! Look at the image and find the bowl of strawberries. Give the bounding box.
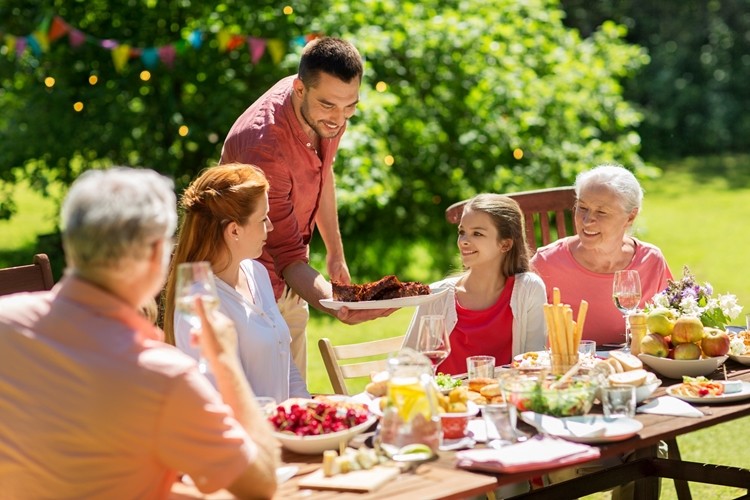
[269,398,376,454]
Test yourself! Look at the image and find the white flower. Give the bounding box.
[719,294,742,319]
[730,336,747,356]
[652,294,669,309]
[678,296,701,316]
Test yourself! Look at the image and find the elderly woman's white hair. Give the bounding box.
[574,163,643,213]
[61,167,177,273]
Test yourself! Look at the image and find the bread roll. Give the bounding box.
[609,351,643,371]
[607,357,624,373]
[468,377,495,392]
[608,368,648,387]
[479,383,501,398]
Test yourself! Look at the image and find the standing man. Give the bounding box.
[0,168,279,498]
[221,37,392,380]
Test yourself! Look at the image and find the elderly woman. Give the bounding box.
[530,164,673,346]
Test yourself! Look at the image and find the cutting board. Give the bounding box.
[297,465,400,492]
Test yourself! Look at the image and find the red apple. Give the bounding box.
[673,342,702,360]
[671,316,705,344]
[640,333,669,358]
[701,328,730,357]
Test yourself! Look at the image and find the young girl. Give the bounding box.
[164,163,309,402]
[403,193,547,374]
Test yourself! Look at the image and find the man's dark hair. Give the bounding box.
[298,37,363,87]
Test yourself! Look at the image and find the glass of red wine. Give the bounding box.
[612,270,642,352]
[416,315,451,376]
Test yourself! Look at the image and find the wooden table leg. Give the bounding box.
[633,445,660,499]
[665,437,692,500]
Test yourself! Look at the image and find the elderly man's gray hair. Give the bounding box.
[61,167,177,270]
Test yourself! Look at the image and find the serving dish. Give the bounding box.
[502,373,598,417]
[638,354,728,379]
[273,415,377,454]
[320,286,449,310]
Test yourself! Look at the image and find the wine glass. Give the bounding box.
[175,261,221,374]
[612,270,642,352]
[415,315,451,376]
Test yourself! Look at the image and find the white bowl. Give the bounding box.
[635,373,662,403]
[273,415,377,455]
[638,354,728,379]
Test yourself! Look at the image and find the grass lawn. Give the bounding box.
[2,156,750,498]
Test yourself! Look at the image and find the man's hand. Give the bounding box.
[335,306,398,325]
[326,254,351,284]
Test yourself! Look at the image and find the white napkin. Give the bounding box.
[521,412,607,438]
[636,396,704,418]
[455,436,600,474]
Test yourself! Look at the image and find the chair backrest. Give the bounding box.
[318,335,405,395]
[444,186,577,252]
[0,253,56,297]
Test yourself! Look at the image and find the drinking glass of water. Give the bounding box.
[175,261,220,374]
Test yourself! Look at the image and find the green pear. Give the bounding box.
[646,307,677,336]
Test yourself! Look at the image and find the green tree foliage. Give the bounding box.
[1,0,646,280]
[562,0,750,159]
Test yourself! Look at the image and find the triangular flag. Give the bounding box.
[226,34,244,51]
[293,35,306,47]
[37,15,51,34]
[266,39,285,65]
[68,29,86,48]
[32,30,50,53]
[188,29,202,49]
[27,36,41,56]
[217,30,231,52]
[141,47,158,68]
[5,35,17,55]
[112,44,130,73]
[158,45,176,68]
[248,37,266,64]
[15,37,27,57]
[48,16,69,42]
[101,39,118,50]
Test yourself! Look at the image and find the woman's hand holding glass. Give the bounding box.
[175,261,221,374]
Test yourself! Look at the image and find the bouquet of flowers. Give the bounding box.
[647,266,742,329]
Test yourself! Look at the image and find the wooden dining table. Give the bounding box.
[171,358,750,499]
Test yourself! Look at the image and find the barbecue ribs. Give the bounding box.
[332,275,430,302]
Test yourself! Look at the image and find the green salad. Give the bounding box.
[435,372,463,391]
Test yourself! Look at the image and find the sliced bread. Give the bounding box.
[609,350,643,371]
[608,368,648,387]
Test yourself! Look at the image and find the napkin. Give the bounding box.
[636,396,703,418]
[521,412,607,438]
[455,436,600,474]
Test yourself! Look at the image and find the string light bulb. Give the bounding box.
[375,81,387,92]
[513,148,524,160]
[178,125,189,136]
[283,6,293,15]
[140,71,151,81]
[44,77,55,88]
[89,75,98,85]
[73,102,84,112]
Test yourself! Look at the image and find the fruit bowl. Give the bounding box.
[502,373,598,417]
[638,354,728,379]
[440,401,480,439]
[270,398,376,454]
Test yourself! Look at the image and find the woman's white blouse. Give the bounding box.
[174,259,309,401]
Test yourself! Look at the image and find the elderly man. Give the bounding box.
[0,168,279,498]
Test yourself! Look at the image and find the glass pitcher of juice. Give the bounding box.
[379,348,441,456]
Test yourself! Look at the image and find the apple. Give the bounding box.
[640,333,669,358]
[671,316,705,344]
[673,342,702,360]
[646,307,677,336]
[701,328,730,357]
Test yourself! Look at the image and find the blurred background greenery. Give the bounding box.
[2,2,749,498]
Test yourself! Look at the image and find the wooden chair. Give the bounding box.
[444,186,577,252]
[0,253,55,296]
[318,335,405,395]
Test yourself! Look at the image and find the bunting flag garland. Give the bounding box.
[1,14,322,73]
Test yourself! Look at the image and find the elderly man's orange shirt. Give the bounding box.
[0,277,256,498]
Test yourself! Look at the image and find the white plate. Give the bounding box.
[666,381,750,404]
[638,353,728,379]
[728,353,750,366]
[520,412,643,444]
[320,286,449,310]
